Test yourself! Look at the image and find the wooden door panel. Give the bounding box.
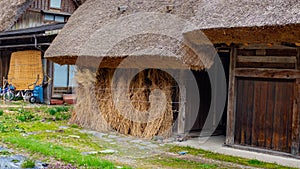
[235,78,294,153]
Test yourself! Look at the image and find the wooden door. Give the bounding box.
[235,77,294,153]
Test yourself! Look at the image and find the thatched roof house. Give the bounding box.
[45,0,300,66]
[0,0,34,31]
[45,0,300,156]
[0,0,83,103]
[0,0,86,32]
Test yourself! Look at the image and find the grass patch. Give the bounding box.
[148,156,217,169]
[11,159,20,163]
[8,107,19,112]
[21,159,35,168]
[4,136,115,168]
[15,109,41,122]
[0,150,12,156]
[0,109,4,116]
[168,146,295,169]
[45,106,71,120]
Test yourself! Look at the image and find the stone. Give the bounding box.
[68,135,80,139]
[107,135,118,139]
[152,136,164,142]
[81,151,98,155]
[130,140,143,143]
[99,149,118,154]
[59,126,69,129]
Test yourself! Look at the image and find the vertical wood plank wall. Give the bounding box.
[235,78,294,153]
[29,0,76,12]
[227,47,300,155]
[12,0,76,30]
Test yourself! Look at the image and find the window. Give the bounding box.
[44,14,65,22]
[54,64,77,87]
[55,15,65,22]
[50,0,61,9]
[44,14,54,21]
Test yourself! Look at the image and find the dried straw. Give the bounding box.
[70,68,178,138]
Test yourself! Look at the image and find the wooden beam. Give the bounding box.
[291,79,300,156]
[238,44,297,50]
[255,49,266,56]
[226,47,237,145]
[235,68,300,79]
[297,48,300,70]
[237,56,297,64]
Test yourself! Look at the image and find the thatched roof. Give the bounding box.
[0,0,34,32]
[189,0,300,44]
[45,0,300,68]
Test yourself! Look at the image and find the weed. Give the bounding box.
[21,159,35,168]
[47,108,57,116]
[11,159,20,163]
[0,123,9,132]
[55,112,71,120]
[55,106,69,112]
[70,124,79,128]
[45,107,71,120]
[16,109,36,122]
[46,106,69,116]
[0,110,4,116]
[8,108,19,111]
[0,150,11,156]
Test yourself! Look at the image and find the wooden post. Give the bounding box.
[226,47,237,145]
[178,85,186,134]
[67,65,70,92]
[291,79,300,155]
[44,60,54,105]
[291,48,300,155]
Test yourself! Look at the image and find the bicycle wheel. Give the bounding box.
[24,91,33,101]
[29,96,36,104]
[4,91,15,101]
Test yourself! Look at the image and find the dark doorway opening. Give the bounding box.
[187,51,230,136]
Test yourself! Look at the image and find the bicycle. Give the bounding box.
[0,79,15,101]
[14,88,33,102]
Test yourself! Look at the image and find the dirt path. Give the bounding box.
[79,129,260,169]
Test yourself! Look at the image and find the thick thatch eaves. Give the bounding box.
[0,0,34,32]
[45,0,300,68]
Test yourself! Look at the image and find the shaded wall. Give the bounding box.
[0,51,12,86]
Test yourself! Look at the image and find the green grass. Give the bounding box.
[16,109,37,122]
[45,106,71,120]
[0,150,12,156]
[21,159,35,168]
[0,109,4,116]
[4,136,115,168]
[168,146,295,169]
[7,107,19,112]
[148,156,217,169]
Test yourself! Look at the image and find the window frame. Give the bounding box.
[44,13,66,23]
[49,0,62,9]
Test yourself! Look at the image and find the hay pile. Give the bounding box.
[71,68,179,138]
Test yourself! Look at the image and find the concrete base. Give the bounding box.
[172,136,300,168]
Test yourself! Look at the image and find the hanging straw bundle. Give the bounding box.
[71,68,179,138]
